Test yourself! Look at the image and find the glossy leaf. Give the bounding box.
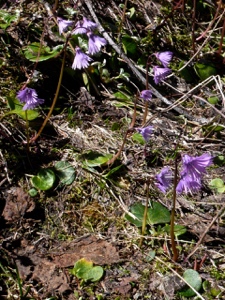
[31,169,56,191]
[54,161,76,186]
[81,151,113,167]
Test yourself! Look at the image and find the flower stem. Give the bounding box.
[170,156,179,261]
[139,181,150,248]
[25,110,30,152]
[30,47,66,143]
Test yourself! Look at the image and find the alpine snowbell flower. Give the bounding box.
[140,90,152,101]
[88,33,107,55]
[72,47,93,70]
[82,17,98,31]
[176,174,202,194]
[155,51,173,67]
[176,153,213,194]
[153,66,172,84]
[156,167,173,193]
[73,17,98,35]
[57,17,73,35]
[17,88,44,110]
[73,20,87,35]
[180,153,213,181]
[137,126,154,143]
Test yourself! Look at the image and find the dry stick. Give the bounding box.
[83,0,199,123]
[187,201,225,260]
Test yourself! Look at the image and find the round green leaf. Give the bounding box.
[194,62,217,81]
[179,269,202,297]
[85,266,104,282]
[125,202,145,227]
[31,168,56,191]
[81,151,113,167]
[147,201,171,225]
[72,258,93,278]
[208,96,219,105]
[54,161,75,186]
[28,188,38,197]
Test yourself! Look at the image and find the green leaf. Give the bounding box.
[208,96,219,105]
[162,224,187,237]
[147,202,171,225]
[81,151,113,167]
[70,258,104,282]
[113,91,131,101]
[31,169,56,191]
[125,202,171,227]
[23,42,64,62]
[71,258,93,278]
[54,161,76,186]
[209,178,225,193]
[125,202,145,227]
[122,34,138,55]
[84,266,104,282]
[0,9,20,29]
[194,62,217,81]
[28,188,38,197]
[103,164,123,179]
[132,132,145,145]
[179,269,202,297]
[6,108,39,121]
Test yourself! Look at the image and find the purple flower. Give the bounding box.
[140,90,152,101]
[153,66,172,84]
[88,33,107,55]
[156,167,173,193]
[57,17,74,35]
[73,17,98,35]
[155,51,173,67]
[176,174,202,194]
[180,153,213,181]
[17,88,44,110]
[82,17,98,31]
[72,47,93,70]
[73,20,87,35]
[137,126,154,143]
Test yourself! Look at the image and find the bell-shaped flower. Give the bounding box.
[140,90,152,101]
[72,47,93,70]
[17,88,44,110]
[88,32,107,55]
[180,153,213,181]
[137,126,154,143]
[155,51,173,67]
[153,66,172,84]
[57,17,73,35]
[176,173,202,194]
[155,167,173,193]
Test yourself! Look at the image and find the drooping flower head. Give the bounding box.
[176,174,202,194]
[180,153,213,180]
[17,88,44,110]
[73,17,98,35]
[153,66,172,84]
[155,51,173,68]
[82,17,98,31]
[137,126,154,143]
[87,32,107,55]
[57,17,74,35]
[155,167,173,193]
[176,153,213,194]
[73,20,87,35]
[140,90,152,101]
[72,47,93,70]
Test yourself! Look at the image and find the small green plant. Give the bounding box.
[69,258,104,283]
